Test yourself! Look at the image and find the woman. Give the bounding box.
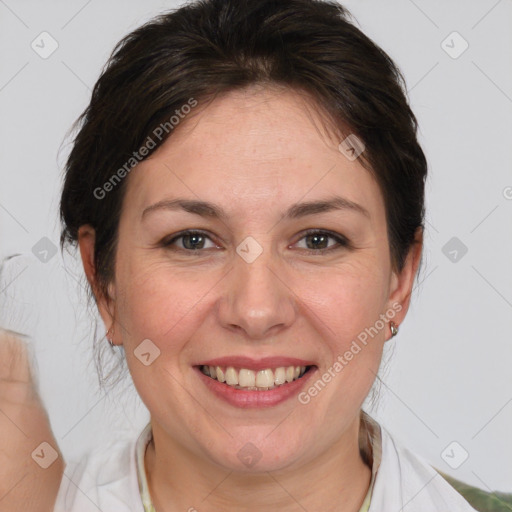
[12,0,487,510]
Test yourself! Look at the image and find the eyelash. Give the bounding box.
[161,229,350,254]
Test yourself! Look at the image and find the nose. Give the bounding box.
[216,248,297,341]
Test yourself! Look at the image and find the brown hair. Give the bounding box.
[61,0,426,313]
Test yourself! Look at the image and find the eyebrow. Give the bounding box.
[141,195,370,221]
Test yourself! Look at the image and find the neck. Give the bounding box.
[145,414,373,512]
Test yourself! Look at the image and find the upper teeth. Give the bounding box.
[201,365,308,390]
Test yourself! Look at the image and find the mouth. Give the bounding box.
[198,364,315,391]
[193,359,318,408]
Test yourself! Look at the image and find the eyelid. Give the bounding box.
[293,228,350,252]
[160,228,350,254]
[161,229,220,249]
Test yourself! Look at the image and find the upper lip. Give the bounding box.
[195,356,316,371]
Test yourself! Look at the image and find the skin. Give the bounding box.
[79,85,422,512]
[0,329,64,512]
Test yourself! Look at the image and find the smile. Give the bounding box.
[195,356,318,408]
[200,365,312,390]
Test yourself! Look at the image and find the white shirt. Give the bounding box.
[54,414,478,512]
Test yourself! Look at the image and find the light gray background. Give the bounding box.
[1,0,511,494]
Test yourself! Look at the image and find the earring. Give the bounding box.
[390,321,399,338]
[106,326,115,347]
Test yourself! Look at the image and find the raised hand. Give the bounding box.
[0,329,64,512]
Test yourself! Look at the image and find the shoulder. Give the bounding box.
[54,431,145,512]
[370,421,479,512]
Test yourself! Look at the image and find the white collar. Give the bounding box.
[370,421,478,511]
[134,412,477,512]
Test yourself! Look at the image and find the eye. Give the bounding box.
[294,229,349,253]
[160,229,349,254]
[162,230,219,251]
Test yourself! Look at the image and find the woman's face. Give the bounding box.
[85,86,419,472]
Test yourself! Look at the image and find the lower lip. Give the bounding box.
[195,366,317,408]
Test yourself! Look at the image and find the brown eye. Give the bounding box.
[163,230,218,251]
[295,230,349,253]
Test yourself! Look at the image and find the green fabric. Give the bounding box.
[435,468,512,512]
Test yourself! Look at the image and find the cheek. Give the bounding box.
[293,261,388,401]
[291,264,387,423]
[294,260,389,341]
[113,263,212,406]
[115,260,221,348]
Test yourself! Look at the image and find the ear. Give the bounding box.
[386,227,423,331]
[77,225,116,336]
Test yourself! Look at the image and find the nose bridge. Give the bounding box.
[218,240,295,339]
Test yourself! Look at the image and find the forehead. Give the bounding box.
[124,87,385,223]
